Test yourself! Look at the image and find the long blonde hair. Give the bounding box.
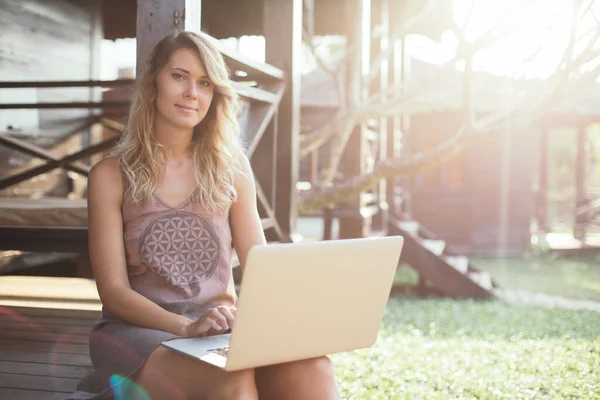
[113,31,244,212]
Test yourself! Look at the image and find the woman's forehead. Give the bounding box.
[165,48,207,76]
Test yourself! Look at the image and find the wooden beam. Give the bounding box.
[338,0,371,239]
[256,182,287,242]
[372,0,389,233]
[0,80,133,89]
[231,82,280,104]
[536,126,549,233]
[303,0,315,38]
[136,0,202,76]
[574,122,587,240]
[246,85,285,157]
[0,102,128,110]
[196,31,284,82]
[0,227,88,252]
[0,134,90,177]
[251,118,277,226]
[264,0,303,239]
[394,35,412,216]
[0,137,118,190]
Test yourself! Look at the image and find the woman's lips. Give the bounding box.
[176,104,197,112]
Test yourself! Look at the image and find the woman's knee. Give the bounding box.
[213,369,258,400]
[304,356,337,380]
[138,347,257,400]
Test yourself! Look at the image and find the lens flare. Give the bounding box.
[109,374,151,400]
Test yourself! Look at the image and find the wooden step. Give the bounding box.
[467,271,494,290]
[443,255,469,274]
[422,239,445,255]
[0,276,102,313]
[231,82,279,104]
[396,221,419,235]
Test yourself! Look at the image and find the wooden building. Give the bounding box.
[0,0,103,198]
[300,54,600,257]
[0,3,513,397]
[405,111,535,257]
[0,0,303,397]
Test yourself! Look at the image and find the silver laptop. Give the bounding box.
[161,236,404,371]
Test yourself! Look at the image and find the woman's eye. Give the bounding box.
[199,80,212,87]
[172,73,185,80]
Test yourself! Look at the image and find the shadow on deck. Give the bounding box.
[0,276,99,400]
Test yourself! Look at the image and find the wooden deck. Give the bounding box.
[544,232,600,257]
[0,276,100,399]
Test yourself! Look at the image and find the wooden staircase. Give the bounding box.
[389,218,498,299]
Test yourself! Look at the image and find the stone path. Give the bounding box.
[493,288,600,312]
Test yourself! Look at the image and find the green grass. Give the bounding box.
[333,298,600,399]
[472,257,600,301]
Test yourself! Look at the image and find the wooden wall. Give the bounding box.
[406,111,535,256]
[298,106,337,183]
[0,0,101,197]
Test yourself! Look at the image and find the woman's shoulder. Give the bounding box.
[90,156,120,178]
[88,156,123,195]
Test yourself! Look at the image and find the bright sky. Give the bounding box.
[412,0,600,78]
[100,0,600,80]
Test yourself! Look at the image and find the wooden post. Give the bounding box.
[263,0,303,239]
[574,122,587,240]
[88,0,104,167]
[536,125,549,233]
[303,0,315,38]
[373,0,389,233]
[338,0,371,239]
[397,34,412,215]
[136,0,202,76]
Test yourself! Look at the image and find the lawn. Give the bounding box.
[333,298,600,399]
[335,257,600,399]
[472,257,600,301]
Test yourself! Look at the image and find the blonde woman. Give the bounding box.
[69,32,339,400]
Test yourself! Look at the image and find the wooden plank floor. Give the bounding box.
[0,276,101,399]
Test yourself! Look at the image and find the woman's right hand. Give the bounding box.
[181,306,236,337]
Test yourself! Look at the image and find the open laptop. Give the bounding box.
[161,236,404,371]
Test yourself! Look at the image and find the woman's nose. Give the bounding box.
[185,82,198,98]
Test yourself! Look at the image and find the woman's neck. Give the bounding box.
[154,123,194,159]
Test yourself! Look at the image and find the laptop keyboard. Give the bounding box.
[208,347,230,357]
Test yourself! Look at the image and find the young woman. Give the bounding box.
[69,31,340,400]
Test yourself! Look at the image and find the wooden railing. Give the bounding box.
[0,31,290,254]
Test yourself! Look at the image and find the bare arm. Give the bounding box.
[229,154,267,271]
[88,158,191,335]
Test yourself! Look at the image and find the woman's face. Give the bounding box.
[155,47,215,132]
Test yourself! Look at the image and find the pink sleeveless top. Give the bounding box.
[101,194,237,323]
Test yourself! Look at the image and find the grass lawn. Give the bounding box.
[336,257,600,399]
[472,257,600,301]
[333,298,600,399]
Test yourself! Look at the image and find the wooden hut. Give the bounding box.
[0,0,301,398]
[0,0,104,198]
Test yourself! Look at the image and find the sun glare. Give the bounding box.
[412,0,600,79]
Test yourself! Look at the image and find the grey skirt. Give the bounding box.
[66,319,178,400]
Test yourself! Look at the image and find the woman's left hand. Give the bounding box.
[205,305,236,336]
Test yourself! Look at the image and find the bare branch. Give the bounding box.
[300,110,355,158]
[302,26,338,78]
[319,116,359,183]
[299,12,600,214]
[366,0,435,83]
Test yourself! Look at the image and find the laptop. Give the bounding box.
[161,236,404,371]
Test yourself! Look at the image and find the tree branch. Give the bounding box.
[299,24,600,214]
